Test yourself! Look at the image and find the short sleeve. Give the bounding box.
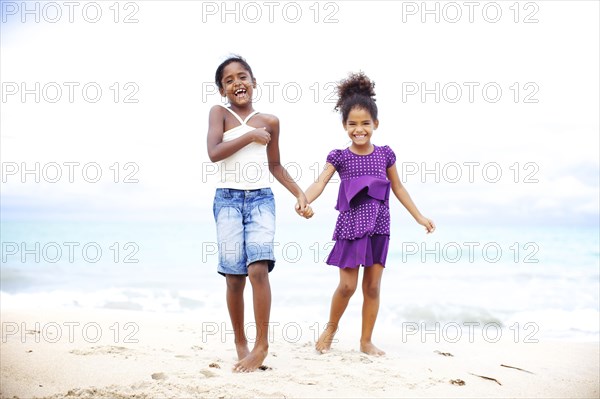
[384,145,396,168]
[326,149,342,169]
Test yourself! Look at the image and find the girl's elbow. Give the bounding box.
[391,186,403,198]
[207,150,220,163]
[268,163,281,174]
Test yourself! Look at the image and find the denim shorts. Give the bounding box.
[213,188,276,276]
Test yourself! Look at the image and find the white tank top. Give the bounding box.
[215,104,271,189]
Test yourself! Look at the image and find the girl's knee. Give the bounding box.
[248,261,269,283]
[337,282,357,298]
[226,276,246,292]
[363,284,380,299]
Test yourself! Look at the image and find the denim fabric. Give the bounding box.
[213,188,276,276]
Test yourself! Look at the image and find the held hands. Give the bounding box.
[250,127,271,145]
[417,216,436,234]
[295,193,314,219]
[300,204,314,219]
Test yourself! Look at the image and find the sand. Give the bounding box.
[1,307,598,398]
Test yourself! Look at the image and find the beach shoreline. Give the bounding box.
[1,307,598,399]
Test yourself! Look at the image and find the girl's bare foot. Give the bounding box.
[235,342,250,361]
[233,345,268,372]
[315,326,337,354]
[360,341,385,356]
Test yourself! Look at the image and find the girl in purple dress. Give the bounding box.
[301,72,435,356]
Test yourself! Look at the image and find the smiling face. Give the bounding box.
[219,61,256,106]
[344,107,379,150]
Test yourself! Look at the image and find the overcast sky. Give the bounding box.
[1,1,598,226]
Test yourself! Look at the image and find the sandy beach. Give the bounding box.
[1,0,599,398]
[1,307,598,399]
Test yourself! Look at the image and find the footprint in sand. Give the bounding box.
[151,372,168,380]
[200,369,217,378]
[291,375,318,385]
[70,346,133,357]
[359,355,373,364]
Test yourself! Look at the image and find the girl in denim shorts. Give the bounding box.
[206,55,310,372]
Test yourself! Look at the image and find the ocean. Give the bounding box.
[1,219,598,342]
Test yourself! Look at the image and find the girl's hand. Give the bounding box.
[295,195,313,219]
[295,202,314,219]
[417,216,436,234]
[250,127,271,145]
[302,204,314,219]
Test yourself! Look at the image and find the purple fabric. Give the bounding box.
[335,175,390,212]
[326,145,396,241]
[326,234,390,268]
[326,145,396,178]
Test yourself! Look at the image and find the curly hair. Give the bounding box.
[214,55,255,90]
[334,72,377,123]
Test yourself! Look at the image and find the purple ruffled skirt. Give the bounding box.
[326,234,390,269]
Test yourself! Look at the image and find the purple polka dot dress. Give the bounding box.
[325,145,396,268]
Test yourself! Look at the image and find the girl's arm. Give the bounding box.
[264,115,310,216]
[387,163,436,233]
[304,162,336,204]
[206,105,270,162]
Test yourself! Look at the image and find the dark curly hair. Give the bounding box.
[334,72,377,124]
[214,55,255,90]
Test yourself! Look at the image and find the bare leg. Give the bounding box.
[234,261,271,372]
[360,263,385,356]
[316,267,359,353]
[225,274,249,360]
